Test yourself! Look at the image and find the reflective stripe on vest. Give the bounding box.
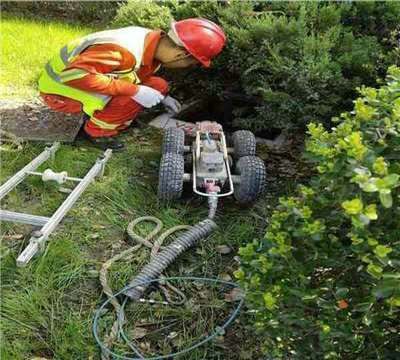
[60,45,70,66]
[59,68,89,83]
[90,116,119,130]
[58,45,141,84]
[44,63,109,103]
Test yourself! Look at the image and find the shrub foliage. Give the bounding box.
[114,1,399,133]
[1,1,119,25]
[236,66,400,358]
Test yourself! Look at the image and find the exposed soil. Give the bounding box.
[0,98,84,142]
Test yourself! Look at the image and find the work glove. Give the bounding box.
[132,85,165,108]
[161,96,182,115]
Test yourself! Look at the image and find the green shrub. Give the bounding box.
[113,0,399,134]
[236,66,400,358]
[210,1,398,132]
[113,0,221,29]
[113,0,172,29]
[1,1,119,25]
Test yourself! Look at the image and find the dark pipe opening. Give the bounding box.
[178,92,281,139]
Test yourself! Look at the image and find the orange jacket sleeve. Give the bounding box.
[64,44,139,96]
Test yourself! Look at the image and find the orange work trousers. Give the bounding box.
[41,76,168,138]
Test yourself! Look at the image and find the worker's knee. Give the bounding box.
[142,76,169,95]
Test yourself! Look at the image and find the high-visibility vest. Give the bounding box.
[38,26,152,117]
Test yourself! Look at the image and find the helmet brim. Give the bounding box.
[198,58,211,67]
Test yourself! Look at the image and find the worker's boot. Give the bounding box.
[87,136,125,151]
[75,129,125,151]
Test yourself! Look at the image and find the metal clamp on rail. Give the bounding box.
[26,169,83,184]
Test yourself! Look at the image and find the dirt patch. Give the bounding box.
[0,98,84,142]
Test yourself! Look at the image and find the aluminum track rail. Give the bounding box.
[0,143,112,266]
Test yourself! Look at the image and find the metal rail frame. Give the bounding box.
[0,143,112,266]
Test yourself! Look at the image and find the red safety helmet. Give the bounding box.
[169,18,226,67]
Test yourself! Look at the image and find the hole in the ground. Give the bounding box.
[254,127,282,139]
[177,93,282,139]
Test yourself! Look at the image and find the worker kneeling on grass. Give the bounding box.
[38,18,226,150]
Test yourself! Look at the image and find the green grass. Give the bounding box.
[0,13,94,99]
[0,128,274,359]
[0,12,293,359]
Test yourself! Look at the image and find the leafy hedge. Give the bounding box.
[1,1,119,25]
[114,1,400,133]
[236,66,400,358]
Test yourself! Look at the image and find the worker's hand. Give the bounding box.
[132,85,165,108]
[161,96,182,115]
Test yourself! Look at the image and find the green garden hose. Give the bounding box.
[94,276,244,360]
[95,197,241,359]
[99,216,191,360]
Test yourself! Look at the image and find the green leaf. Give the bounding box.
[234,269,245,280]
[364,204,378,220]
[388,297,400,307]
[376,174,400,191]
[355,99,376,121]
[373,157,388,176]
[351,234,365,244]
[263,292,277,310]
[379,192,393,208]
[385,174,400,187]
[342,198,363,215]
[321,324,331,334]
[360,179,378,192]
[374,245,393,258]
[367,263,383,279]
[382,273,400,279]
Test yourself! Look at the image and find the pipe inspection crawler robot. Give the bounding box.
[158,121,266,205]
